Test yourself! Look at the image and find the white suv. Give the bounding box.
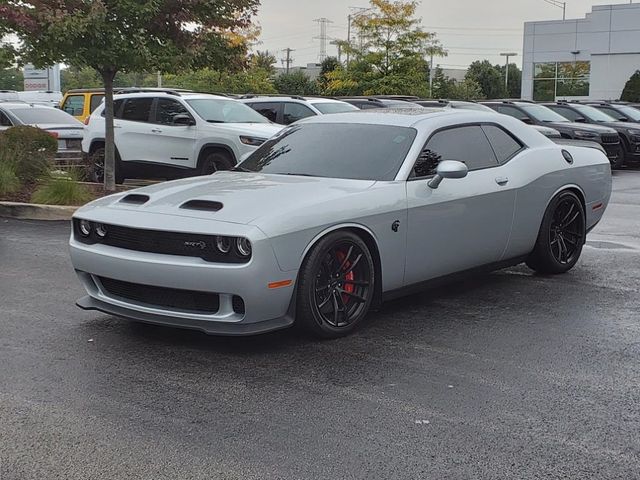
[82,91,283,183]
[240,96,358,125]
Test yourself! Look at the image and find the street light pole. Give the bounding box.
[500,52,518,95]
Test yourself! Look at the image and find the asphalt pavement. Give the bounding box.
[1,170,639,479]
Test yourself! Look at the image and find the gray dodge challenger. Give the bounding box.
[70,109,612,338]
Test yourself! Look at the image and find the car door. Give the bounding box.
[404,124,517,285]
[115,97,157,164]
[144,97,199,168]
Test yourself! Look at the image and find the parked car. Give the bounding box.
[0,102,83,161]
[82,90,283,183]
[16,90,63,107]
[542,101,640,167]
[420,99,562,138]
[482,100,623,167]
[583,101,640,124]
[240,96,358,125]
[340,97,425,110]
[70,109,611,338]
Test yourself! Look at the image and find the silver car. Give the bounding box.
[70,109,612,338]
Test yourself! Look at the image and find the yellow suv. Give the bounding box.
[60,89,106,122]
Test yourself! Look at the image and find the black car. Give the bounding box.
[339,97,424,110]
[542,102,640,167]
[482,101,624,168]
[584,102,640,124]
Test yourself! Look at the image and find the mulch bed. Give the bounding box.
[0,181,130,206]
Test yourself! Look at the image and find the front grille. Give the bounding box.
[601,134,620,145]
[73,220,248,264]
[98,277,220,314]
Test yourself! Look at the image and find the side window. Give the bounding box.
[248,102,279,123]
[550,106,581,122]
[120,98,153,122]
[89,94,105,113]
[412,125,498,178]
[155,98,191,125]
[62,95,85,116]
[481,125,524,164]
[497,105,530,122]
[100,99,125,118]
[0,110,13,127]
[283,102,315,124]
[598,106,624,121]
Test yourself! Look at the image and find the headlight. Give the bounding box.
[239,135,266,146]
[573,130,598,139]
[235,237,252,258]
[627,128,640,135]
[215,236,232,254]
[79,219,92,237]
[95,223,107,238]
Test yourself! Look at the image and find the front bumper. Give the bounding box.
[70,225,298,336]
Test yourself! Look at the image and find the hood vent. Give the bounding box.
[120,194,150,205]
[180,200,223,212]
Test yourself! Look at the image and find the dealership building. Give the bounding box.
[522,2,640,101]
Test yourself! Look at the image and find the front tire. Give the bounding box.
[296,231,375,339]
[198,151,233,175]
[526,191,586,274]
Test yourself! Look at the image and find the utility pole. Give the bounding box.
[542,0,567,20]
[500,52,518,94]
[346,14,352,67]
[282,48,294,74]
[313,18,333,62]
[346,7,373,68]
[429,51,434,98]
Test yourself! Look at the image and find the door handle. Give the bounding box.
[151,128,163,133]
[495,177,509,186]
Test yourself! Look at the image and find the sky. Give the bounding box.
[254,0,630,70]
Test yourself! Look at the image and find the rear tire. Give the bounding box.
[198,150,233,175]
[526,191,586,274]
[88,146,125,184]
[296,231,375,339]
[610,145,625,169]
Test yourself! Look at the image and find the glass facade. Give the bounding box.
[533,61,590,101]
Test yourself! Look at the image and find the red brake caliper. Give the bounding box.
[335,250,355,304]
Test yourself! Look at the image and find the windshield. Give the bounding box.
[520,104,570,123]
[313,102,359,114]
[238,123,417,181]
[573,105,617,122]
[616,105,640,121]
[10,108,81,125]
[186,98,269,124]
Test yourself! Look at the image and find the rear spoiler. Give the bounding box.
[552,138,606,154]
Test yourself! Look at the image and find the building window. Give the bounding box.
[533,61,590,101]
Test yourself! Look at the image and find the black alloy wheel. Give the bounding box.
[297,231,375,338]
[199,151,232,175]
[527,191,586,274]
[88,146,124,184]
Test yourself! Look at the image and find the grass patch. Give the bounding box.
[0,161,20,196]
[31,174,93,206]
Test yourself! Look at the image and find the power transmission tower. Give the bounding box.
[313,17,333,62]
[281,48,295,74]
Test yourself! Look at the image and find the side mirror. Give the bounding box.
[521,117,533,125]
[173,114,195,126]
[428,160,468,189]
[574,117,586,123]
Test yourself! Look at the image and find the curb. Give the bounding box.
[0,201,77,221]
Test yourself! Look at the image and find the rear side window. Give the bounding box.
[248,102,279,123]
[283,102,315,124]
[481,125,524,164]
[413,125,498,177]
[101,99,125,118]
[62,95,85,116]
[121,98,153,122]
[0,110,12,127]
[89,94,104,113]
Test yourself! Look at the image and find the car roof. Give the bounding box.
[113,91,229,101]
[0,102,57,110]
[298,108,469,127]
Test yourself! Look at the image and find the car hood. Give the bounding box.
[200,122,283,139]
[546,121,617,134]
[82,171,376,225]
[595,121,640,131]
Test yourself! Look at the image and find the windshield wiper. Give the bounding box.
[206,120,226,123]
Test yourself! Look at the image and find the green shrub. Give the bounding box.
[621,70,640,102]
[0,160,20,196]
[31,172,93,206]
[0,125,56,183]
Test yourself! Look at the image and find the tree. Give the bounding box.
[274,70,318,96]
[0,0,258,192]
[465,60,507,99]
[430,67,456,99]
[498,63,522,98]
[0,67,22,90]
[450,78,485,100]
[250,50,277,75]
[621,70,640,102]
[163,68,276,94]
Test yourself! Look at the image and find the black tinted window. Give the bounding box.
[413,125,498,177]
[248,102,279,122]
[155,98,190,125]
[62,95,85,116]
[121,98,153,122]
[497,105,530,121]
[481,125,523,164]
[0,110,12,126]
[597,106,624,120]
[282,103,315,124]
[549,106,581,122]
[240,123,417,181]
[89,94,104,113]
[101,99,124,118]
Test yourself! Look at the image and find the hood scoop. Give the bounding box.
[120,194,150,205]
[180,200,223,212]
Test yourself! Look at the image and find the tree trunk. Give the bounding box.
[101,70,117,192]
